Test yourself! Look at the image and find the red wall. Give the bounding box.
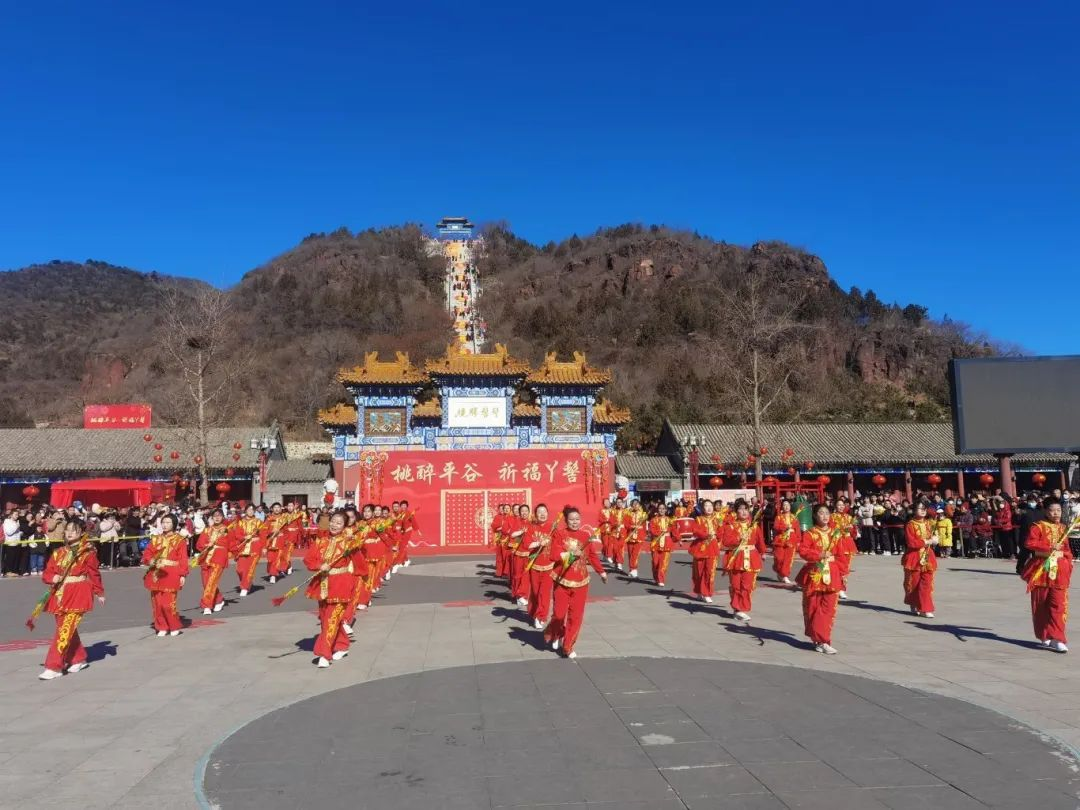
[340,449,613,552]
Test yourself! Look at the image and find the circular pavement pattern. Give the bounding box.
[201,658,1080,809]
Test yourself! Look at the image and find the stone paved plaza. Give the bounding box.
[1,553,1079,809]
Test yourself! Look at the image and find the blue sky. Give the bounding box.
[1,1,1076,353]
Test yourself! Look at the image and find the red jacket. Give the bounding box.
[229,517,265,559]
[142,532,190,592]
[43,538,104,613]
[772,513,802,548]
[1021,520,1072,591]
[902,519,938,572]
[525,517,559,571]
[689,515,721,559]
[196,525,232,568]
[304,530,367,602]
[549,527,605,588]
[795,527,842,594]
[720,519,766,572]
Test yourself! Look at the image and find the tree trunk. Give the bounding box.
[197,349,209,504]
[752,349,762,482]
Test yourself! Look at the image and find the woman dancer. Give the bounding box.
[795,504,842,654]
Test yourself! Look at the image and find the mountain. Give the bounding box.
[0,224,1001,446]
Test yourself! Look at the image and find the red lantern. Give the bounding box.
[806,461,815,471]
[979,473,994,488]
[872,474,887,489]
[194,455,204,465]
[153,454,163,463]
[22,484,40,501]
[178,479,189,489]
[763,476,778,484]
[323,492,335,505]
[617,487,628,500]
[169,450,180,460]
[225,467,234,477]
[759,446,769,456]
[143,433,153,442]
[1032,472,1047,487]
[233,441,243,450]
[709,476,722,488]
[816,474,831,485]
[710,454,721,464]
[927,473,942,488]
[232,453,241,461]
[784,447,794,458]
[214,482,231,496]
[154,443,163,451]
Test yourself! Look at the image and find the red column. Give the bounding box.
[904,470,913,502]
[1061,469,1069,491]
[847,472,855,502]
[957,471,965,498]
[997,455,1015,498]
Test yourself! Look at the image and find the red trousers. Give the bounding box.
[602,533,613,560]
[510,554,529,600]
[803,591,839,645]
[611,537,626,566]
[772,545,796,579]
[200,564,225,610]
[1031,587,1068,644]
[728,570,758,612]
[266,545,291,577]
[45,612,86,671]
[236,555,258,590]
[691,557,717,597]
[314,602,350,660]
[149,590,182,632]
[544,583,589,655]
[344,572,372,626]
[903,569,935,614]
[651,550,671,585]
[528,568,553,622]
[394,537,410,567]
[495,544,508,577]
[627,542,643,571]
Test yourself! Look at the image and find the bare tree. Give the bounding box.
[715,267,815,481]
[157,287,251,502]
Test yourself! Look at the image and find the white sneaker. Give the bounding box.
[383,573,391,582]
[332,650,349,661]
[781,576,792,585]
[1053,641,1069,653]
[838,591,848,600]
[883,550,892,556]
[287,567,294,575]
[403,560,411,567]
[629,569,638,578]
[821,643,838,655]
[66,662,88,673]
[567,651,578,659]
[392,564,402,574]
[357,604,367,611]
[1042,639,1054,648]
[814,643,825,654]
[202,608,212,615]
[156,631,167,637]
[615,564,623,571]
[169,630,181,636]
[604,556,611,564]
[910,605,919,615]
[735,611,750,622]
[316,657,331,668]
[922,612,935,619]
[703,596,713,603]
[517,597,528,607]
[214,602,224,612]
[269,575,276,584]
[552,638,560,651]
[343,622,354,635]
[239,589,248,597]
[533,618,543,630]
[38,669,62,680]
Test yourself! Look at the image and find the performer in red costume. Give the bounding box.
[1021,499,1073,653]
[304,510,367,668]
[491,503,510,578]
[229,504,264,597]
[648,503,674,587]
[828,498,859,600]
[599,498,615,563]
[610,498,629,571]
[902,501,938,618]
[525,504,557,629]
[195,509,230,614]
[391,500,416,572]
[262,503,292,584]
[625,499,648,578]
[508,504,533,607]
[772,499,802,586]
[142,514,189,637]
[38,518,106,680]
[688,500,721,602]
[544,506,607,659]
[795,504,842,654]
[721,500,767,622]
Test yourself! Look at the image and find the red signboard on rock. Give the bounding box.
[337,449,614,553]
[83,404,152,429]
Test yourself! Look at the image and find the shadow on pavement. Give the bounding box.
[508,626,549,651]
[906,621,1044,649]
[85,641,118,662]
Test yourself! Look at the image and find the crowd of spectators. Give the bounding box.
[1,500,330,577]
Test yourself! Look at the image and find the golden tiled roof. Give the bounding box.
[411,399,442,419]
[513,402,542,418]
[425,343,531,377]
[338,351,427,386]
[592,399,632,426]
[317,403,357,427]
[526,351,613,386]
